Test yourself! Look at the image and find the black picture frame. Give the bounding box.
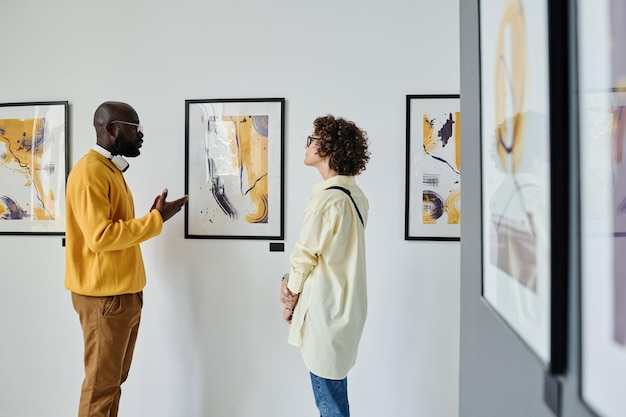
[0,101,69,235]
[184,98,285,240]
[405,94,461,241]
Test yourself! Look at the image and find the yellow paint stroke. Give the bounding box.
[494,0,527,174]
[423,114,437,154]
[445,188,461,224]
[0,118,55,219]
[422,193,438,224]
[223,115,269,223]
[612,79,626,163]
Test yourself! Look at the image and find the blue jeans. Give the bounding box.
[310,372,350,417]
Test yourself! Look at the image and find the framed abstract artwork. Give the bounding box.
[0,101,69,235]
[184,98,285,240]
[405,94,461,241]
[578,0,626,415]
[479,0,567,374]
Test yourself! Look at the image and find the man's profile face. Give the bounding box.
[114,128,142,157]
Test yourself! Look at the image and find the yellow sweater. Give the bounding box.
[64,150,163,296]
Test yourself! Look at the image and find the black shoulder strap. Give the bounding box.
[326,186,364,226]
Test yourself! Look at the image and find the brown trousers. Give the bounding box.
[72,292,143,417]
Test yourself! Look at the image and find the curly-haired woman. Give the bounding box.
[280,114,371,417]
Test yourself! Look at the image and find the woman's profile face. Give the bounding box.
[304,133,325,168]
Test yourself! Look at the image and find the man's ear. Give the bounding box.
[105,123,117,137]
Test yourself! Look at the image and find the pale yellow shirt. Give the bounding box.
[287,175,368,379]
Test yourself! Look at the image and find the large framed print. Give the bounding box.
[184,98,285,240]
[0,101,68,235]
[579,0,626,415]
[479,0,566,373]
[405,94,461,241]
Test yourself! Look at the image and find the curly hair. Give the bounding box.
[313,115,371,175]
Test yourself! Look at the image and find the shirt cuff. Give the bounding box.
[287,271,305,294]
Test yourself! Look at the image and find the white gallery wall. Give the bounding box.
[0,1,460,416]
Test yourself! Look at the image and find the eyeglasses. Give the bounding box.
[306,135,319,147]
[110,120,143,134]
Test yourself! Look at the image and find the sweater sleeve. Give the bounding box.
[72,172,163,253]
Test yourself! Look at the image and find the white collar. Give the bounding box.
[92,145,129,172]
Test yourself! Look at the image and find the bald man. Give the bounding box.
[64,101,187,417]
